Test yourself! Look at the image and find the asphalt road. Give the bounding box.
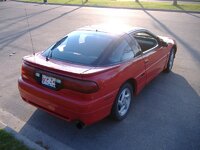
[0,1,200,150]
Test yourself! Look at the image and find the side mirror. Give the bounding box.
[160,39,168,47]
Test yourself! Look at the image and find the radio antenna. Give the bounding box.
[24,8,35,55]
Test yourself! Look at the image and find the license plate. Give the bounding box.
[41,74,56,88]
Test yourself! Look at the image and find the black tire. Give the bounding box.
[165,48,175,73]
[111,83,133,121]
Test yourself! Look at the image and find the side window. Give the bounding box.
[109,39,134,63]
[132,32,158,52]
[128,36,142,56]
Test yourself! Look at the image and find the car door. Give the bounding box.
[125,35,147,94]
[130,31,167,84]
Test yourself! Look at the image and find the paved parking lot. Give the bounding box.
[0,1,200,150]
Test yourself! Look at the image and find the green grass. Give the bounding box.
[19,0,200,11]
[0,129,30,150]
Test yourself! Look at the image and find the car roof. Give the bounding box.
[78,24,147,36]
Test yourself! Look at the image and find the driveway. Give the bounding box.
[0,1,200,150]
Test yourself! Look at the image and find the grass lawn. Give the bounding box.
[19,0,200,11]
[0,129,30,150]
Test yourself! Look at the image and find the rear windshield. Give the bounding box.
[43,30,114,66]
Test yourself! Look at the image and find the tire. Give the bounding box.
[111,83,133,121]
[165,48,175,73]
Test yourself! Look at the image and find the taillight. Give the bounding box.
[21,62,34,80]
[63,78,99,94]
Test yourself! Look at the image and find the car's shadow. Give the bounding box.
[19,72,200,150]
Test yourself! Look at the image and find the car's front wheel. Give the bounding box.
[111,83,133,121]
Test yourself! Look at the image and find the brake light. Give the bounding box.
[21,61,34,80]
[63,78,99,94]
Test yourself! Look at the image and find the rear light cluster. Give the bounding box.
[21,62,35,81]
[21,61,99,94]
[62,77,99,94]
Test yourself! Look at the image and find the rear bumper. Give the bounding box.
[18,77,116,125]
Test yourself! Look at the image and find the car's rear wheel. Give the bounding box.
[111,83,133,121]
[165,48,175,73]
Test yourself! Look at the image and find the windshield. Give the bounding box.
[43,30,114,66]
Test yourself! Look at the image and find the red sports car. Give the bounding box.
[18,25,177,128]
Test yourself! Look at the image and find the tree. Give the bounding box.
[173,0,177,5]
[82,0,88,4]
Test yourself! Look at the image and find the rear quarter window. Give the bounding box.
[108,39,134,64]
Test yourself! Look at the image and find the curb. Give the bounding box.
[12,0,200,14]
[0,108,73,150]
[0,121,45,150]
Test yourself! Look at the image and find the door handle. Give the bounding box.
[144,59,149,63]
[140,72,145,77]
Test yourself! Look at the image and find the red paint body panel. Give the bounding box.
[18,34,176,125]
[18,77,116,125]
